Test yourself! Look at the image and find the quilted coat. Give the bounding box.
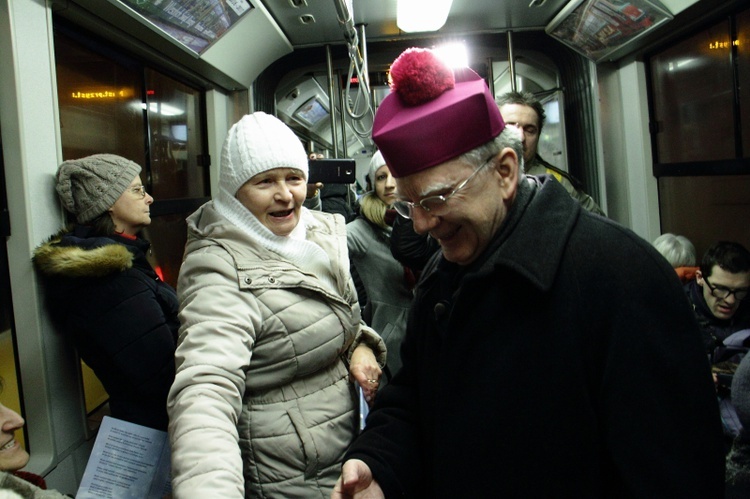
[167,202,386,498]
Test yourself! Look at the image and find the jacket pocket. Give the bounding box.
[286,405,319,480]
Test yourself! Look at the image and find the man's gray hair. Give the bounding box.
[459,126,525,173]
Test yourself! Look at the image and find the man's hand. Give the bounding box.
[332,460,385,499]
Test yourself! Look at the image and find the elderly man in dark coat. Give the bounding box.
[332,47,725,498]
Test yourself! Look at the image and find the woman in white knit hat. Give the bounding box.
[167,112,386,498]
[32,154,179,432]
[346,150,415,387]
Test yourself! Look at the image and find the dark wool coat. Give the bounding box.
[346,176,725,498]
[33,225,178,431]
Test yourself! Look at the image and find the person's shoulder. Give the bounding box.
[536,156,584,189]
[33,233,133,279]
[0,471,68,499]
[308,207,344,226]
[306,208,351,242]
[572,213,674,276]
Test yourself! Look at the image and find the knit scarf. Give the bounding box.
[215,188,337,291]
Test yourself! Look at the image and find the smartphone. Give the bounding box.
[308,158,356,184]
[357,384,369,431]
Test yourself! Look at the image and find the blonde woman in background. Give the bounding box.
[347,151,415,385]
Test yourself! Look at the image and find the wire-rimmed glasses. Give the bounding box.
[393,156,494,219]
[130,185,147,198]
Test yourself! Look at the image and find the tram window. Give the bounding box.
[649,19,734,163]
[739,8,750,156]
[145,69,207,200]
[54,33,146,164]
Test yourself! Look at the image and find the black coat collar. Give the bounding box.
[426,175,581,293]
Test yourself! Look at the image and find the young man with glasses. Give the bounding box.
[686,241,750,362]
[333,47,724,498]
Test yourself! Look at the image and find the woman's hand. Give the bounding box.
[307,181,323,199]
[307,153,324,198]
[349,345,382,404]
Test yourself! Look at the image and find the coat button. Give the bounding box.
[244,277,252,284]
[268,276,276,284]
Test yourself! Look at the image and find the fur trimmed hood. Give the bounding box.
[32,227,135,279]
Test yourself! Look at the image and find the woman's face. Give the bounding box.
[110,175,154,236]
[236,168,307,237]
[0,403,29,471]
[374,164,397,207]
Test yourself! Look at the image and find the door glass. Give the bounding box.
[53,28,209,416]
[54,33,146,164]
[738,8,750,156]
[145,69,207,200]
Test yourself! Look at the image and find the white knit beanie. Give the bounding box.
[218,112,308,199]
[367,150,386,191]
[214,112,337,290]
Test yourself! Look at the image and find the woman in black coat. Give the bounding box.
[33,154,178,431]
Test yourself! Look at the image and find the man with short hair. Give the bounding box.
[332,47,724,498]
[686,241,750,363]
[497,90,605,216]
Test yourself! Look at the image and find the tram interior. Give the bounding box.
[1,0,749,494]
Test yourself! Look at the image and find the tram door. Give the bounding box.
[53,21,211,422]
[0,129,26,451]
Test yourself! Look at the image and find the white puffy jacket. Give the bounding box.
[167,202,385,498]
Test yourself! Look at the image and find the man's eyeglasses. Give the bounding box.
[704,276,749,301]
[131,185,147,198]
[393,156,494,219]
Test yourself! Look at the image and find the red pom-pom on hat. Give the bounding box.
[389,48,455,106]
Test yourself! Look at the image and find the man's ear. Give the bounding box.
[494,147,519,201]
[696,269,704,286]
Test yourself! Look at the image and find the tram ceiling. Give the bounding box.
[53,0,738,91]
[262,0,736,70]
[263,0,570,48]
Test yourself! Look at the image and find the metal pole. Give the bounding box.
[486,56,495,97]
[339,70,349,158]
[507,31,516,92]
[326,45,340,158]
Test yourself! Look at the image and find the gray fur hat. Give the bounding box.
[55,154,142,224]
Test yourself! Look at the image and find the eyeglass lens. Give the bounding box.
[706,277,748,300]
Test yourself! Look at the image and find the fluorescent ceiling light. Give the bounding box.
[434,42,468,69]
[397,0,453,33]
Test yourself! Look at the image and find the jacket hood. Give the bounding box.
[32,228,134,279]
